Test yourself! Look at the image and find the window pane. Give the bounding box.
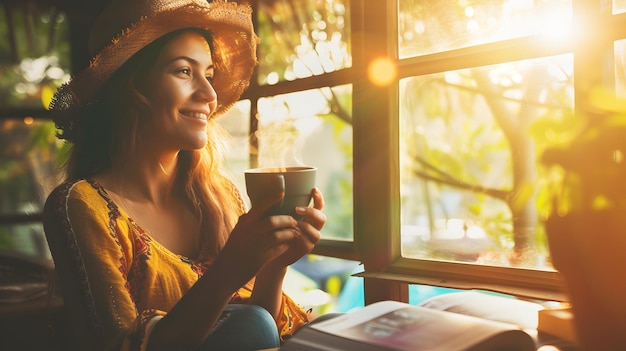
[398,0,572,59]
[217,100,252,196]
[0,5,71,108]
[257,86,353,241]
[256,0,351,85]
[0,120,64,216]
[0,223,50,262]
[289,255,361,314]
[336,278,460,312]
[399,54,575,270]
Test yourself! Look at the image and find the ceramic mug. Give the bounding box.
[244,166,316,219]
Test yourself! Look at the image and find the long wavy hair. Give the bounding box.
[54,28,245,259]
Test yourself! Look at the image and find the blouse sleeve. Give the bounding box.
[275,292,312,341]
[44,180,160,351]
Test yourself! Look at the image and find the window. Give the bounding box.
[350,0,622,303]
[246,0,579,307]
[399,52,574,270]
[0,3,70,262]
[247,0,355,246]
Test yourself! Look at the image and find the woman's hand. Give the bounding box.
[263,188,326,271]
[215,191,299,290]
[248,188,325,319]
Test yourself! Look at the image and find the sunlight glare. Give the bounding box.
[467,20,480,34]
[536,7,574,46]
[258,90,325,134]
[368,57,397,86]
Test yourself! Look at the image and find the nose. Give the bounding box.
[194,76,218,107]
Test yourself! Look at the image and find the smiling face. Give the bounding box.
[139,30,217,152]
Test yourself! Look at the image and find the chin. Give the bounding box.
[187,140,209,150]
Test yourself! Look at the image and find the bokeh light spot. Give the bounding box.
[368,57,397,86]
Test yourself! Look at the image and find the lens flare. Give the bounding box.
[368,58,397,86]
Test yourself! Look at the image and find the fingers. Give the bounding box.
[311,187,324,210]
[295,193,324,245]
[228,188,324,273]
[296,222,321,247]
[296,206,326,231]
[264,226,298,246]
[290,188,326,232]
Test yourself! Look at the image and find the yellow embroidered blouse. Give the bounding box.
[44,178,310,351]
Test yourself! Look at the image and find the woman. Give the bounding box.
[43,0,325,350]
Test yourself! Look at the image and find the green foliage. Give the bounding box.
[256,0,350,85]
[322,171,353,239]
[542,88,626,215]
[0,5,70,109]
[399,54,575,266]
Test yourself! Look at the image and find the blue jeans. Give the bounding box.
[195,304,280,351]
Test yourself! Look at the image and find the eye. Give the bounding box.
[177,68,191,76]
[205,75,214,84]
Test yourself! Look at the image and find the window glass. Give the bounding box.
[0,116,59,259]
[0,119,64,217]
[256,0,351,85]
[398,0,572,59]
[0,5,71,109]
[0,223,50,262]
[399,54,576,270]
[257,86,353,241]
[217,99,252,196]
[288,255,361,314]
[335,278,461,313]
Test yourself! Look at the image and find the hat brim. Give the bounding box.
[51,2,258,119]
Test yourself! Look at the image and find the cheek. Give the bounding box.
[167,84,193,108]
[142,76,187,107]
[148,88,186,118]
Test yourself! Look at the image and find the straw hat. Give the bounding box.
[50,0,258,119]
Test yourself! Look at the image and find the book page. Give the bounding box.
[308,301,534,351]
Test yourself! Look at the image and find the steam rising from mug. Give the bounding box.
[244,166,317,219]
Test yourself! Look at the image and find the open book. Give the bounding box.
[281,295,538,351]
